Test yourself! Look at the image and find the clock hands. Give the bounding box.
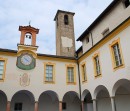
[24,58,29,62]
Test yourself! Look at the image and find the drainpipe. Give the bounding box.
[76,58,82,111]
[89,31,93,47]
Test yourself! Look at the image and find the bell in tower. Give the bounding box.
[18,25,39,46]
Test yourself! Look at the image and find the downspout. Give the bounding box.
[89,31,93,47]
[76,58,82,111]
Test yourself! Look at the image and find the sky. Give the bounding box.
[0,0,113,55]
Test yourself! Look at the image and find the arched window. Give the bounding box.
[64,15,69,25]
[24,33,32,45]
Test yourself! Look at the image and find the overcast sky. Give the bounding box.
[0,0,113,54]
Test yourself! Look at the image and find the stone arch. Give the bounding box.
[62,91,80,111]
[38,90,59,102]
[38,90,59,111]
[0,90,8,111]
[112,79,130,111]
[82,89,93,111]
[62,91,79,101]
[94,85,111,111]
[11,90,35,111]
[93,85,110,99]
[82,89,92,101]
[112,78,130,96]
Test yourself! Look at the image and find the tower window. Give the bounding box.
[64,15,69,25]
[25,33,32,45]
[124,0,130,8]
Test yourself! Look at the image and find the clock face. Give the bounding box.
[21,54,32,65]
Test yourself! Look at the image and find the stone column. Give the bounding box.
[6,101,10,111]
[81,101,84,111]
[93,99,97,111]
[59,101,62,111]
[34,101,38,111]
[111,97,116,111]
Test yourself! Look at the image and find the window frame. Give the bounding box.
[109,38,125,71]
[81,62,87,83]
[44,62,55,84]
[0,57,7,82]
[66,64,76,85]
[92,53,102,78]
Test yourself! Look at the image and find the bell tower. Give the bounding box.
[17,25,39,70]
[54,10,76,57]
[17,25,39,52]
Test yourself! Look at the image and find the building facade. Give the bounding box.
[0,0,130,111]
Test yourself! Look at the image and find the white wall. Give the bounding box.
[81,26,130,99]
[0,54,79,101]
[82,1,130,53]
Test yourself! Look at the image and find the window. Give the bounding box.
[46,65,53,81]
[44,62,55,83]
[66,64,76,84]
[81,63,87,82]
[93,53,101,77]
[109,38,124,70]
[102,28,109,37]
[14,103,22,111]
[124,0,130,8]
[67,67,74,82]
[62,102,66,110]
[64,15,69,25]
[112,44,122,66]
[86,37,89,44]
[0,58,7,81]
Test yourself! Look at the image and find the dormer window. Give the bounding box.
[64,15,69,25]
[124,0,130,8]
[25,33,32,45]
[102,28,109,37]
